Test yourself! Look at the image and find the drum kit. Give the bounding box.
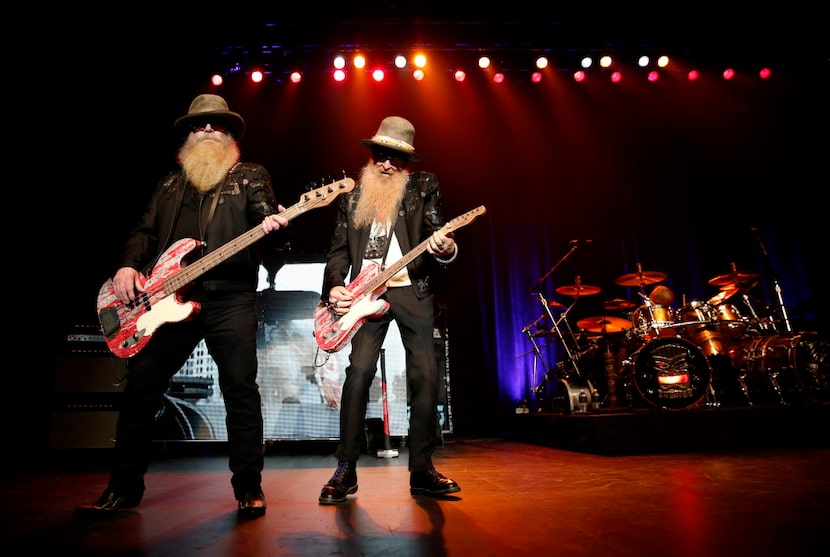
[523,261,830,413]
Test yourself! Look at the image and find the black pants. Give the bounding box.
[335,286,441,472]
[108,291,264,499]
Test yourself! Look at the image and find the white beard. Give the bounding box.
[353,162,408,229]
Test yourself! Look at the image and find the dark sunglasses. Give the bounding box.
[190,123,229,134]
[372,148,409,168]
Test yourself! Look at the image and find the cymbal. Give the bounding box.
[708,271,760,287]
[548,300,567,309]
[555,284,601,297]
[615,271,667,287]
[576,316,633,334]
[709,287,739,305]
[603,298,636,311]
[530,329,555,338]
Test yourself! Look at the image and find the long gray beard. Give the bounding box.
[178,136,240,194]
[353,163,408,229]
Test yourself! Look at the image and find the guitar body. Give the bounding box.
[97,238,202,358]
[313,262,391,353]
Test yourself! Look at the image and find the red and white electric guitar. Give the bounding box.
[314,205,487,353]
[97,178,355,358]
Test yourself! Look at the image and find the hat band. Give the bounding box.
[371,135,415,153]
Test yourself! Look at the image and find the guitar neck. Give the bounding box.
[363,236,432,294]
[163,178,355,294]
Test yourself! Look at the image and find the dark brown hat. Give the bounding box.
[361,116,421,161]
[174,94,246,138]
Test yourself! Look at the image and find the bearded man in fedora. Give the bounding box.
[318,116,461,504]
[76,94,289,520]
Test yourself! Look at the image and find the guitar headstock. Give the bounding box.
[445,205,487,232]
[299,178,356,209]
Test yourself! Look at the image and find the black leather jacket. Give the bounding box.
[116,162,285,293]
[321,171,450,301]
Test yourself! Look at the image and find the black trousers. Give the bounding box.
[335,286,441,472]
[108,291,264,499]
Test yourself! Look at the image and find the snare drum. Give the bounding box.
[631,304,676,341]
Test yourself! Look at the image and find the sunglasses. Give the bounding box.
[372,148,409,168]
[190,123,229,134]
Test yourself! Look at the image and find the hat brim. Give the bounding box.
[174,111,246,138]
[361,139,421,162]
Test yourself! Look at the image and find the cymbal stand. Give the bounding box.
[753,229,792,332]
[526,242,585,379]
[534,290,583,379]
[521,324,557,408]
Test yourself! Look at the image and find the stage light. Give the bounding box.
[211,74,223,86]
[536,56,548,69]
[581,56,593,69]
[531,71,542,83]
[353,54,366,69]
[333,69,346,82]
[413,54,427,68]
[493,72,505,83]
[394,55,407,68]
[600,55,613,68]
[610,71,622,83]
[688,70,700,81]
[638,56,649,68]
[647,71,659,82]
[289,71,302,83]
[333,56,346,70]
[574,70,587,82]
[723,68,735,80]
[657,55,670,68]
[759,67,772,79]
[371,68,385,82]
[454,70,466,82]
[413,69,425,81]
[479,56,491,69]
[251,70,264,83]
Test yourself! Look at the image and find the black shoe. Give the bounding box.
[75,489,142,517]
[318,460,357,505]
[410,468,461,496]
[237,489,267,520]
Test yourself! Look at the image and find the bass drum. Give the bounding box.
[551,375,595,414]
[627,337,712,409]
[726,332,830,405]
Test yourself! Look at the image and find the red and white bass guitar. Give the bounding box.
[97,178,355,358]
[313,205,487,353]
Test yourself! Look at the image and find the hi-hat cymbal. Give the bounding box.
[555,284,601,297]
[576,316,633,334]
[708,271,760,287]
[603,298,636,311]
[615,271,667,287]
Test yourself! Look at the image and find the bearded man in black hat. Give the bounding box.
[76,94,289,520]
[318,116,461,504]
